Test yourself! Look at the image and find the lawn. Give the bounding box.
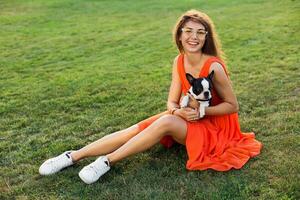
[0,0,299,199]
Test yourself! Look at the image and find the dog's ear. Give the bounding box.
[208,70,214,81]
[186,73,195,85]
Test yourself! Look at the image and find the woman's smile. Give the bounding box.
[183,39,203,52]
[187,40,200,47]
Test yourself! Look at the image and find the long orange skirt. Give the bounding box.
[137,112,262,171]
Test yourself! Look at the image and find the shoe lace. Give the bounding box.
[87,159,108,176]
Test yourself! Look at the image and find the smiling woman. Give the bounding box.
[39,9,263,184]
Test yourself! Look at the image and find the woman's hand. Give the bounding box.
[186,94,199,110]
[174,107,200,121]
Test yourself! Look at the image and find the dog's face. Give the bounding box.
[186,70,214,101]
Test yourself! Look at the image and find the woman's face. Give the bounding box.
[179,20,207,54]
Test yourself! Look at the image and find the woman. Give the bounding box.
[39,10,262,184]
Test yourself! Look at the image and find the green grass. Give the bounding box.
[0,0,299,199]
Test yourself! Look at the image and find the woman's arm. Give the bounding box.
[167,56,182,112]
[166,56,199,121]
[205,62,239,116]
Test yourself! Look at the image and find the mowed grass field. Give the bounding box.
[0,0,299,199]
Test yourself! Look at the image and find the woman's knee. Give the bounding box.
[157,114,186,132]
[157,114,187,143]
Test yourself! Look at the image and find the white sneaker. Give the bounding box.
[78,156,110,184]
[39,151,74,175]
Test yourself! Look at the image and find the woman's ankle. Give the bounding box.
[106,154,117,166]
[70,151,81,162]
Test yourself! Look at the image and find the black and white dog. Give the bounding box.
[180,70,214,118]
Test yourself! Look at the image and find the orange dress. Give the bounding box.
[137,54,263,171]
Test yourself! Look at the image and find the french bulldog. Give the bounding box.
[180,70,214,118]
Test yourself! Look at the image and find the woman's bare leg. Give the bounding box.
[71,124,141,162]
[106,114,187,164]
